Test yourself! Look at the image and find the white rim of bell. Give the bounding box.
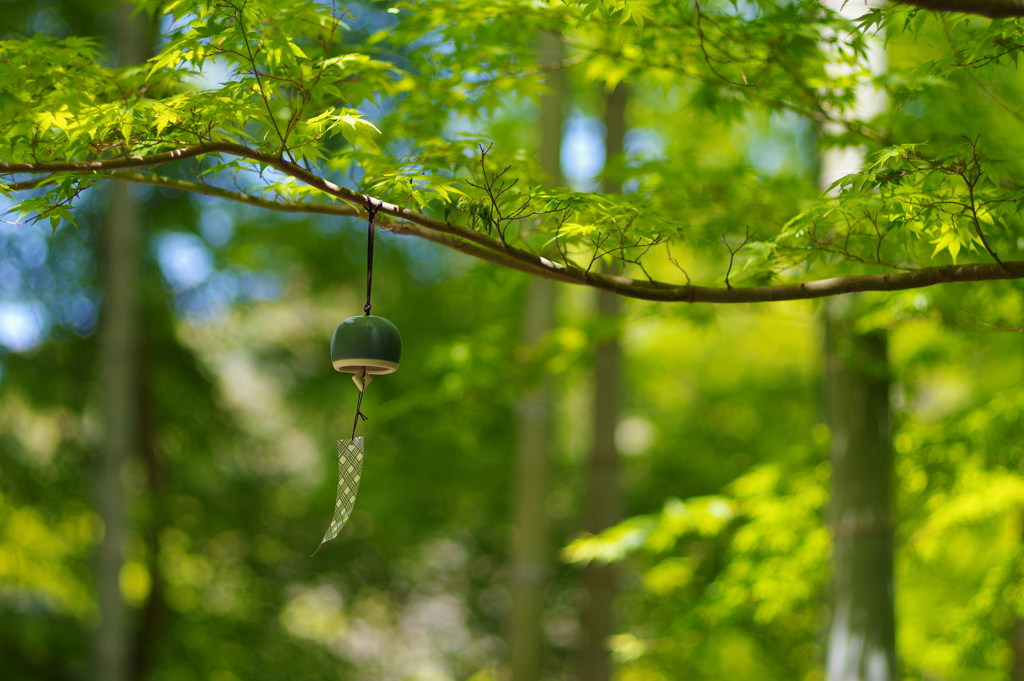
[332,359,399,374]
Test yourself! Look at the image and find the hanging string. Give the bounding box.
[364,199,380,316]
[351,368,369,438]
[351,201,379,438]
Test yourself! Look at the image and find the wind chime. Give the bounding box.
[314,200,402,554]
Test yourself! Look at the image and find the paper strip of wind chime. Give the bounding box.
[314,199,402,555]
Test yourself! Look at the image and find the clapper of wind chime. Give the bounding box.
[314,200,402,555]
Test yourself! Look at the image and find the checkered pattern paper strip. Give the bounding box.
[314,437,364,554]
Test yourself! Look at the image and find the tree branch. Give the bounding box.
[891,0,1024,18]
[0,142,523,257]
[9,147,1024,303]
[99,171,582,285]
[103,170,363,218]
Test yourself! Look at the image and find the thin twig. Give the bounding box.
[722,226,752,289]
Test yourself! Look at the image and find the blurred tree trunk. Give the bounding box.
[817,2,893,673]
[580,81,627,681]
[96,5,150,681]
[96,146,139,681]
[510,29,563,681]
[1014,432,1024,678]
[824,304,897,681]
[130,342,164,681]
[1013,577,1024,680]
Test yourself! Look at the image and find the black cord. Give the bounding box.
[364,199,380,316]
[352,201,380,438]
[350,368,369,439]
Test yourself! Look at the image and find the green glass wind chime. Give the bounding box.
[314,200,402,554]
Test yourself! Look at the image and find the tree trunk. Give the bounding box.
[130,347,165,681]
[1013,450,1024,678]
[580,81,627,681]
[816,1,893,673]
[824,306,897,681]
[510,278,556,681]
[96,157,139,681]
[1012,606,1024,681]
[96,5,149,681]
[509,29,563,681]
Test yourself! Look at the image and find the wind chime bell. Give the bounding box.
[331,315,402,389]
[314,199,403,556]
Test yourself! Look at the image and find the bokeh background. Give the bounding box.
[6,2,1024,681]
